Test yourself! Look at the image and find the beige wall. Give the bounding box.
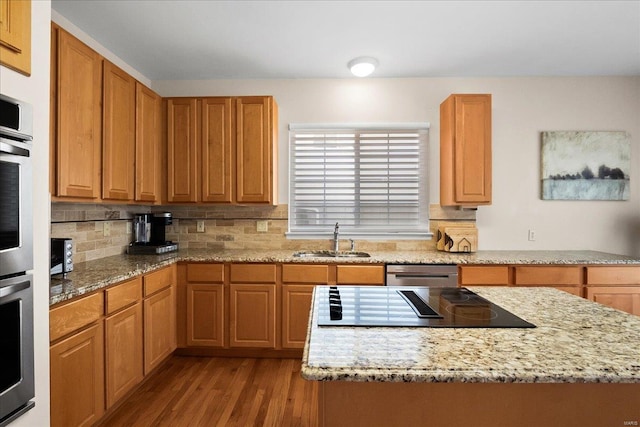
[0,1,51,425]
[153,77,640,257]
[51,13,640,257]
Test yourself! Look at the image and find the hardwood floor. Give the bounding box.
[100,356,318,427]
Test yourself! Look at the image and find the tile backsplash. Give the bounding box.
[51,203,475,263]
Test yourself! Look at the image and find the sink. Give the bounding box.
[293,250,370,258]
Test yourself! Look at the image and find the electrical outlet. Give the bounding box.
[197,220,205,233]
[257,220,268,232]
[528,229,536,241]
[126,222,132,234]
[103,221,111,237]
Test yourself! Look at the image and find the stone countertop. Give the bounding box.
[49,249,640,305]
[301,286,640,384]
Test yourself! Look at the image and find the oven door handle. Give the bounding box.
[0,280,30,298]
[0,138,30,156]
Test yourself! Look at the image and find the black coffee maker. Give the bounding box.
[128,212,178,254]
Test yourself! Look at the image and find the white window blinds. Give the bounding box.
[288,124,431,239]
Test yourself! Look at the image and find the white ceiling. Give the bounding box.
[51,0,640,80]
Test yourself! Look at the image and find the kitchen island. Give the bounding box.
[301,286,640,427]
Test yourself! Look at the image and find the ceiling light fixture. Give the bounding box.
[348,56,378,77]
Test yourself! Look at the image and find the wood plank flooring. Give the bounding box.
[100,356,318,427]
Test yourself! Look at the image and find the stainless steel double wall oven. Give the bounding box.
[0,93,35,424]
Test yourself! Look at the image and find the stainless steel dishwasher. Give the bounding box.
[386,264,458,287]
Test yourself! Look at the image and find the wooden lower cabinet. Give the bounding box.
[229,283,276,348]
[336,264,385,285]
[144,286,176,374]
[50,267,177,427]
[459,265,583,297]
[459,265,509,285]
[105,303,143,408]
[50,322,105,427]
[586,287,640,316]
[584,266,640,315]
[186,283,225,347]
[282,284,315,349]
[513,266,583,296]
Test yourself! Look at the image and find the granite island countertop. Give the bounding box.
[300,286,640,384]
[50,249,640,305]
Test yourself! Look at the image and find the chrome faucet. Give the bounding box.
[333,222,340,252]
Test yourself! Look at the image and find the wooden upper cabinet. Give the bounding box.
[0,0,31,75]
[440,94,492,206]
[135,83,162,203]
[166,96,278,204]
[103,60,135,201]
[236,96,278,204]
[53,28,102,199]
[166,98,199,202]
[201,97,233,202]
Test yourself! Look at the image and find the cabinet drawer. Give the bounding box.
[336,265,384,285]
[105,277,142,315]
[230,263,277,283]
[459,266,509,285]
[50,292,104,342]
[282,264,329,284]
[144,265,174,296]
[187,263,224,283]
[514,266,582,285]
[586,266,640,285]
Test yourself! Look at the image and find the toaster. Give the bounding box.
[51,238,73,276]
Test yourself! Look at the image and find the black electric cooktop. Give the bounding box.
[317,286,535,328]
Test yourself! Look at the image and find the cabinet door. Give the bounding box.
[135,83,161,202]
[143,287,175,374]
[0,0,31,75]
[167,98,198,202]
[201,97,233,202]
[50,322,105,427]
[586,287,640,316]
[186,283,225,347]
[105,303,143,408]
[55,29,102,199]
[229,283,276,348]
[235,96,275,204]
[440,94,491,206]
[282,284,314,349]
[102,60,135,201]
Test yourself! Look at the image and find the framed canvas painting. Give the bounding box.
[541,131,630,200]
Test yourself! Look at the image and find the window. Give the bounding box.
[287,123,431,239]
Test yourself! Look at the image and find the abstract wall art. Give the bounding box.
[541,131,630,200]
